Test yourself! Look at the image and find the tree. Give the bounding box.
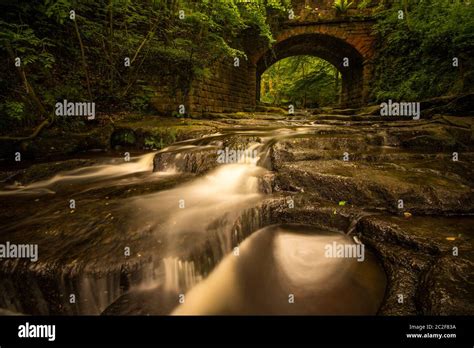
[260,56,341,107]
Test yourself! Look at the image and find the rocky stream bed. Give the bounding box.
[0,110,472,315]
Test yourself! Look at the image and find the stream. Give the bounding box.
[4,118,470,315]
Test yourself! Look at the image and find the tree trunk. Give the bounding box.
[73,17,93,99]
[5,42,46,116]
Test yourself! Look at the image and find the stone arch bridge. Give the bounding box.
[153,0,379,115]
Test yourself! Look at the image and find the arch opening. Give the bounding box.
[260,55,342,108]
[255,33,365,108]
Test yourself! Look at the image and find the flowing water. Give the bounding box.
[0,125,387,315]
[173,224,386,315]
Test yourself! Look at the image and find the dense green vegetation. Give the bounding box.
[0,0,290,131]
[0,0,472,135]
[261,0,474,107]
[260,56,341,107]
[372,0,474,101]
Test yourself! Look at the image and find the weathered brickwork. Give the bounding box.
[152,0,378,115]
[188,58,256,114]
[257,19,376,107]
[151,59,255,116]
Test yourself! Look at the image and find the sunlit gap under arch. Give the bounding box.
[259,55,342,109]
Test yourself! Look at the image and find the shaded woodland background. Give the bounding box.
[0,0,473,133]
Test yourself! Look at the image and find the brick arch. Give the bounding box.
[250,21,376,108]
[254,33,364,107]
[152,18,376,115]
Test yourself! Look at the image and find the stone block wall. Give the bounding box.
[188,59,255,115]
[151,86,187,115]
[151,59,256,116]
[150,1,377,115]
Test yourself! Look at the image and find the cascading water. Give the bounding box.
[172,224,386,315]
[0,126,387,315]
[0,152,158,195]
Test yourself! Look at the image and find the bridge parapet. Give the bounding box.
[153,0,382,115]
[288,0,382,22]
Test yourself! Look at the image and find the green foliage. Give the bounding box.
[113,129,136,146]
[0,21,55,67]
[357,0,373,10]
[372,0,474,101]
[43,0,73,24]
[260,56,341,107]
[130,86,155,112]
[0,0,291,132]
[144,135,162,149]
[333,0,353,13]
[0,99,34,130]
[4,101,26,121]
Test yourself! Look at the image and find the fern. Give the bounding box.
[333,0,353,13]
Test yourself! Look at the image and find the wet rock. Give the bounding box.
[376,260,420,315]
[101,285,178,315]
[258,172,275,194]
[354,217,434,315]
[356,104,382,116]
[418,254,474,315]
[271,124,474,215]
[1,113,473,316]
[172,224,386,315]
[400,134,459,151]
[1,159,98,186]
[0,123,115,162]
[420,95,459,111]
[355,215,474,315]
[0,169,193,315]
[423,93,474,117]
[0,307,24,315]
[255,105,286,114]
[267,119,474,316]
[154,147,219,173]
[275,160,473,215]
[153,135,261,174]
